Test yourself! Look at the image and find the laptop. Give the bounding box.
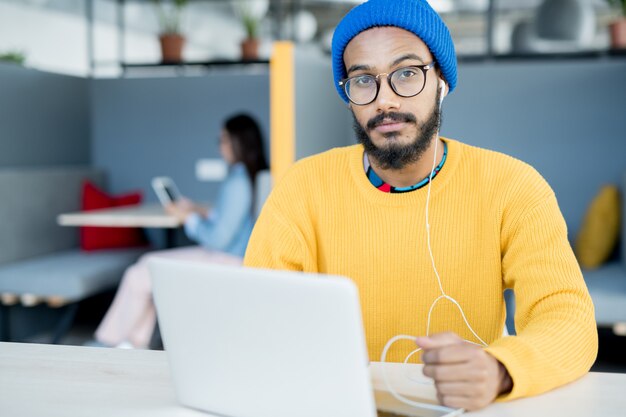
[148,258,462,417]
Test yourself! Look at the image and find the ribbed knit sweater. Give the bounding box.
[244,137,598,401]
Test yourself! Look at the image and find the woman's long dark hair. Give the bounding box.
[224,113,269,190]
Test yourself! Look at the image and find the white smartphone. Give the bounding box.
[151,177,181,206]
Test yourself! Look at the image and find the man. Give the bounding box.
[244,0,597,411]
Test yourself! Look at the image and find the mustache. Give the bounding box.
[366,112,417,131]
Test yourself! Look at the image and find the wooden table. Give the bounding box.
[1,342,625,417]
[58,204,183,247]
[58,204,182,228]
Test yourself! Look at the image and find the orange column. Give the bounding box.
[270,41,295,182]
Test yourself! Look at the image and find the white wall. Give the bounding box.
[0,1,89,76]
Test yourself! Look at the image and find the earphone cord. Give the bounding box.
[380,103,488,411]
[423,137,487,347]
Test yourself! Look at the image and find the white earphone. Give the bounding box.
[438,79,446,105]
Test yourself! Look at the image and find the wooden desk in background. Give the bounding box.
[58,204,183,248]
[1,342,625,417]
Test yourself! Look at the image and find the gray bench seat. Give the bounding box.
[0,247,146,343]
[0,248,145,304]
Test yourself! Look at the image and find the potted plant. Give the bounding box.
[234,0,269,60]
[0,51,26,66]
[153,0,188,63]
[607,0,626,48]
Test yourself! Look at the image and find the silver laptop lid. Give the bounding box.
[149,258,377,417]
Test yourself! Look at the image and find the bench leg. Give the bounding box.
[0,304,9,342]
[51,303,79,345]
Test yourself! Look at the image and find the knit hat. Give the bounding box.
[331,0,457,103]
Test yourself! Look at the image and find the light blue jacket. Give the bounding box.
[183,163,254,258]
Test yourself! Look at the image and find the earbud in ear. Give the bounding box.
[438,79,446,105]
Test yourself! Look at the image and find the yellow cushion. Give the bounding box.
[575,185,621,269]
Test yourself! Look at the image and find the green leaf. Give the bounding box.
[0,51,26,65]
[152,0,187,34]
[606,0,626,17]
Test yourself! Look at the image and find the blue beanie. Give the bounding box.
[332,0,457,103]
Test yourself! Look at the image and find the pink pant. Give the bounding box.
[94,246,242,348]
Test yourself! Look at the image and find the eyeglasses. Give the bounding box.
[338,63,436,106]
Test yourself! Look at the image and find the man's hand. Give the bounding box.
[416,332,512,411]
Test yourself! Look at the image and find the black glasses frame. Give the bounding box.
[338,62,436,106]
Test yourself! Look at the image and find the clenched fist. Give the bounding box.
[417,332,512,411]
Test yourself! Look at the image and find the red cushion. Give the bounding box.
[80,181,149,251]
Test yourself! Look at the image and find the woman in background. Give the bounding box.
[90,113,268,349]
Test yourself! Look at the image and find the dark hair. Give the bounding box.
[224,113,269,189]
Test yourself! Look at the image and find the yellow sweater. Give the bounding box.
[244,138,597,401]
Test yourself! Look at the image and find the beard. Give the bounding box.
[352,88,442,170]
